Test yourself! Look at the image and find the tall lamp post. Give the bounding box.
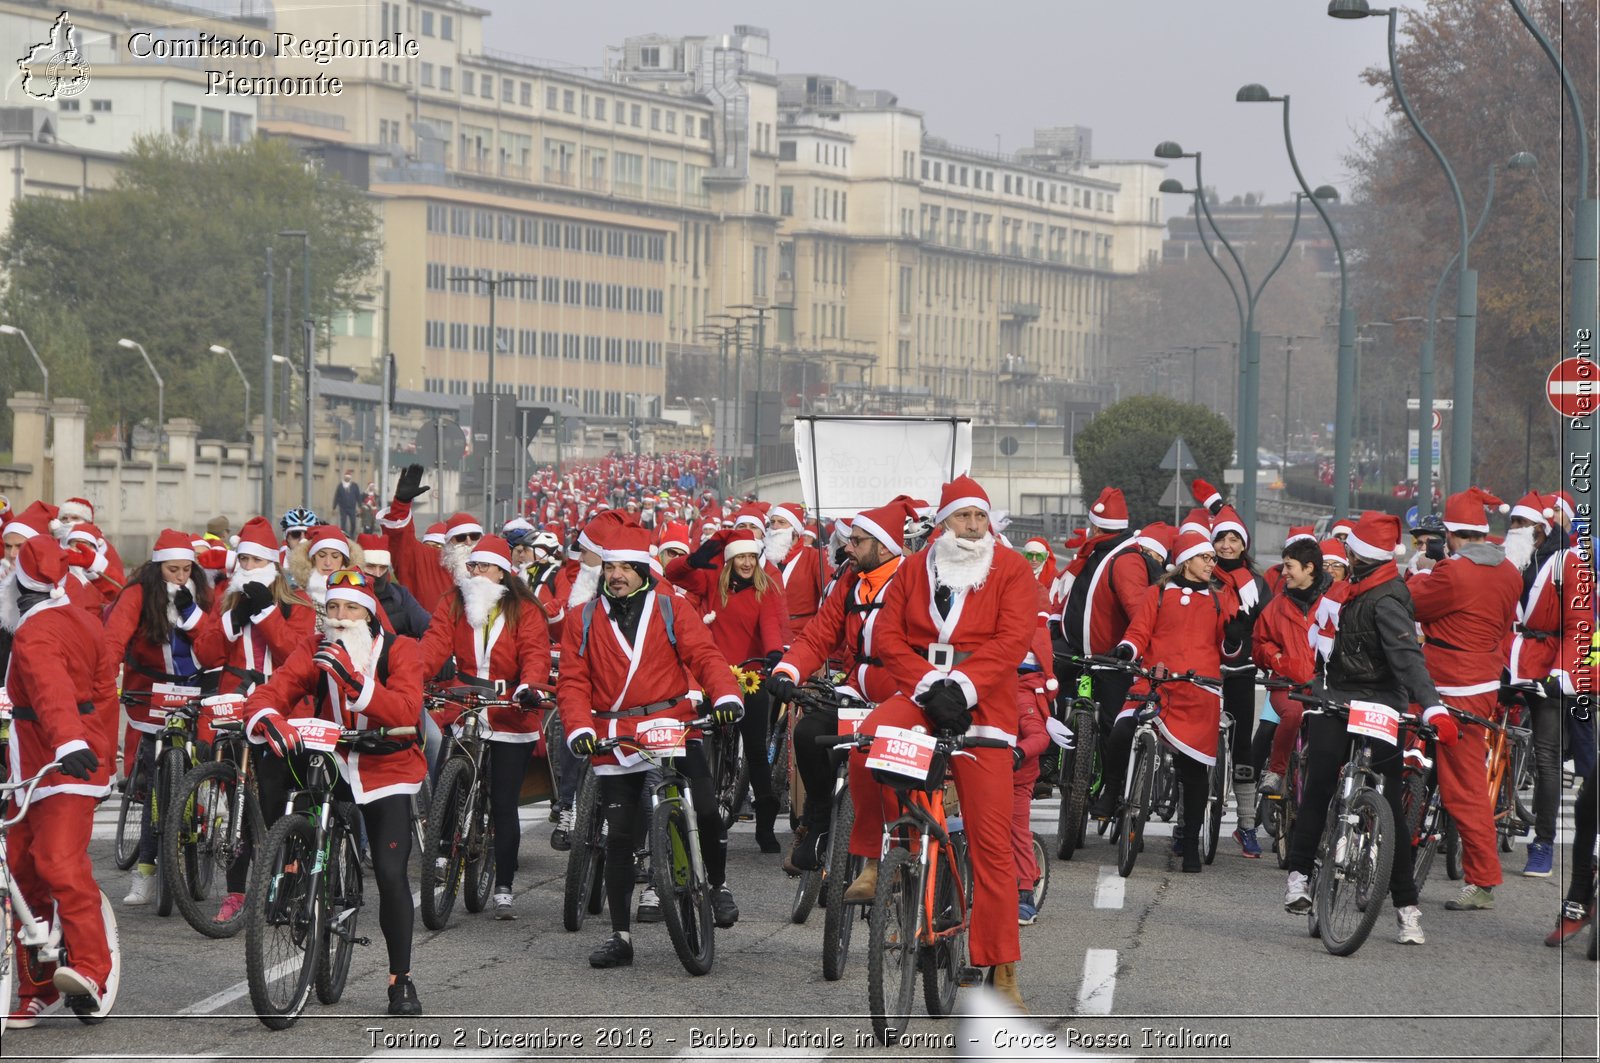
[208,344,250,445]
[117,338,163,444]
[729,304,770,496]
[278,230,314,507]
[0,325,49,402]
[451,270,532,527]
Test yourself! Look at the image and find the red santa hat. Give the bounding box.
[1210,505,1248,547]
[1442,486,1506,534]
[64,521,104,550]
[1506,490,1554,530]
[578,510,628,555]
[57,496,94,524]
[1330,517,1356,540]
[1345,511,1406,562]
[235,516,279,563]
[1190,478,1224,512]
[935,475,991,525]
[853,497,918,557]
[324,568,378,615]
[443,512,484,540]
[306,525,350,561]
[1320,538,1349,564]
[356,532,390,567]
[731,502,770,530]
[1086,486,1128,531]
[1134,522,1179,561]
[152,528,197,564]
[3,501,58,541]
[1283,525,1317,547]
[1548,491,1575,523]
[768,501,806,532]
[1178,507,1212,537]
[723,527,762,560]
[1170,529,1216,569]
[15,535,69,596]
[1022,537,1050,555]
[655,521,692,555]
[422,522,448,547]
[601,523,654,566]
[468,534,515,574]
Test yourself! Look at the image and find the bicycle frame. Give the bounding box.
[598,717,720,896]
[881,783,967,954]
[2,769,68,966]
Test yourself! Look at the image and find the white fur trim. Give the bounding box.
[53,739,90,759]
[350,667,377,712]
[467,548,513,573]
[445,517,483,539]
[934,495,990,525]
[1173,539,1215,567]
[172,600,203,632]
[724,539,761,560]
[1211,518,1248,546]
[1134,535,1169,560]
[376,505,412,531]
[770,506,805,531]
[772,662,802,683]
[57,500,93,523]
[602,548,654,565]
[967,723,1017,746]
[326,586,378,614]
[946,668,979,707]
[1435,680,1501,698]
[851,513,904,557]
[1087,512,1128,530]
[361,547,391,567]
[1345,533,1394,562]
[1442,519,1489,534]
[236,540,278,563]
[565,725,597,750]
[152,546,196,563]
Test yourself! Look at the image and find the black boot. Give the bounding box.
[1180,823,1202,873]
[754,796,781,854]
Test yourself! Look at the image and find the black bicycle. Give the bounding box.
[123,685,211,917]
[1054,665,1099,860]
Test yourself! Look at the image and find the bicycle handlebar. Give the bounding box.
[1084,655,1219,687]
[590,716,718,755]
[0,763,62,829]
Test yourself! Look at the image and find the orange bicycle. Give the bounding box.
[1462,702,1533,853]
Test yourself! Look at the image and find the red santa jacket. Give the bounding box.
[191,592,317,697]
[103,583,221,732]
[1512,547,1595,695]
[5,597,117,801]
[874,541,1038,744]
[376,500,454,606]
[773,555,904,703]
[417,593,551,740]
[243,630,426,803]
[1115,580,1240,765]
[70,542,125,608]
[1078,538,1153,658]
[1253,585,1324,687]
[776,541,825,631]
[662,557,791,666]
[556,587,742,774]
[1407,543,1522,697]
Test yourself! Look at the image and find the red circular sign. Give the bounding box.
[1548,358,1599,418]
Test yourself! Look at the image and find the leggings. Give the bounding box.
[135,733,159,864]
[1567,766,1598,907]
[599,742,725,933]
[1223,670,1258,830]
[739,687,775,805]
[488,740,532,890]
[792,708,840,829]
[1526,692,1562,845]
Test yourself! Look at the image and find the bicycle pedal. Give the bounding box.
[957,965,985,987]
[352,936,372,947]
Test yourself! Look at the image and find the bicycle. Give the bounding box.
[122,684,211,917]
[560,754,607,932]
[165,694,266,939]
[706,713,748,833]
[243,718,416,1030]
[1475,700,1533,853]
[0,764,123,1030]
[591,713,723,976]
[1398,719,1461,895]
[1054,667,1098,860]
[1256,678,1307,871]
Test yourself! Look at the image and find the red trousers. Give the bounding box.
[1268,690,1305,776]
[846,694,1021,967]
[1434,690,1504,889]
[8,793,112,1001]
[1011,778,1037,890]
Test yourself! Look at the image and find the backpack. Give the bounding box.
[1059,531,1132,654]
[577,594,678,658]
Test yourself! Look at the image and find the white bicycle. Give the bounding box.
[2,764,123,1030]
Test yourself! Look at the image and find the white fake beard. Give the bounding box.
[932,531,996,593]
[460,574,508,629]
[320,615,375,672]
[568,562,602,607]
[227,563,279,598]
[307,570,329,608]
[763,527,795,562]
[1503,525,1538,572]
[0,556,12,583]
[440,541,472,584]
[165,579,196,627]
[0,571,21,632]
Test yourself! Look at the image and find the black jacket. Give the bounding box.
[376,577,431,639]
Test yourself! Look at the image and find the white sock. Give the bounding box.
[617,930,631,943]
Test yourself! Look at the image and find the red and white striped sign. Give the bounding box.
[1547,358,1599,418]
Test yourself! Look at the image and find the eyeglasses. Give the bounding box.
[847,535,874,547]
[464,560,499,574]
[328,569,372,588]
[450,532,483,545]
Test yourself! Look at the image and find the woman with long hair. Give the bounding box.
[663,527,791,852]
[416,534,553,918]
[1208,505,1272,859]
[103,529,220,905]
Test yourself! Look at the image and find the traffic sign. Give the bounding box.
[1158,472,1186,509]
[1159,436,1197,471]
[1405,505,1419,529]
[1430,410,1442,432]
[1547,358,1598,417]
[998,435,1020,457]
[1404,398,1454,410]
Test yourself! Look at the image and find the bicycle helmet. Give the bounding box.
[529,530,561,557]
[1412,513,1446,537]
[280,507,320,532]
[903,513,935,554]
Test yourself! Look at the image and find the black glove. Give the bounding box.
[918,680,972,734]
[1223,614,1252,648]
[571,733,598,757]
[516,686,543,710]
[1112,642,1136,661]
[173,585,195,616]
[764,649,784,672]
[688,536,722,570]
[394,463,430,505]
[765,670,797,704]
[231,580,272,627]
[57,746,100,780]
[711,699,744,725]
[1011,745,1025,772]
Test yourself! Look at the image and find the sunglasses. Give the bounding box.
[329,569,372,588]
[285,530,307,541]
[450,532,484,545]
[1022,551,1048,562]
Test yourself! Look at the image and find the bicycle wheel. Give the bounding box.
[1201,738,1226,865]
[1443,813,1464,880]
[541,708,564,800]
[114,750,148,871]
[1031,833,1049,910]
[821,788,860,982]
[868,845,920,1046]
[168,760,252,939]
[1511,732,1535,826]
[921,833,969,1018]
[1276,749,1302,871]
[769,722,792,820]
[1412,799,1442,894]
[562,765,605,932]
[420,758,471,930]
[1315,787,1394,957]
[314,807,362,1005]
[462,758,495,914]
[1116,734,1153,879]
[1153,749,1178,823]
[244,815,319,1030]
[715,729,749,832]
[154,747,189,918]
[652,797,715,976]
[1056,707,1096,860]
[789,859,823,925]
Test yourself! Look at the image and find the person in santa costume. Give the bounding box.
[1283,512,1446,945]
[2,502,102,617]
[764,501,825,634]
[2,536,118,1027]
[62,522,125,609]
[557,522,746,969]
[291,525,355,614]
[1021,537,1058,593]
[1058,487,1145,742]
[839,475,1037,1009]
[376,465,479,606]
[1254,536,1345,795]
[416,534,552,919]
[1263,525,1318,596]
[242,567,427,1016]
[1407,487,1523,905]
[765,497,917,874]
[355,533,431,641]
[103,529,221,905]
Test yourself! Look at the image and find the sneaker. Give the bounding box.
[636,886,662,923]
[712,885,739,928]
[589,932,634,968]
[550,805,575,852]
[123,866,154,906]
[1234,826,1262,859]
[6,993,61,1029]
[1018,890,1038,926]
[493,891,516,920]
[213,891,246,924]
[386,975,423,1016]
[1259,771,1283,796]
[1396,904,1425,945]
[1445,884,1495,911]
[1545,901,1592,946]
[1284,871,1312,913]
[1522,841,1554,878]
[1088,790,1116,821]
[51,966,101,1010]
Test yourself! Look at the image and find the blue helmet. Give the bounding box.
[280,507,320,532]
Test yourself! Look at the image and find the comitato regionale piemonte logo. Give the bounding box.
[18,10,91,101]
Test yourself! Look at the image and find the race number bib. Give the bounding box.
[150,682,202,720]
[201,694,244,723]
[289,718,343,752]
[837,705,871,736]
[0,686,12,721]
[636,717,687,753]
[1346,701,1400,745]
[865,725,938,781]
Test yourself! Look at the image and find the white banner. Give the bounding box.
[794,417,973,517]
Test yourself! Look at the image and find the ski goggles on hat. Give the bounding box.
[328,568,374,589]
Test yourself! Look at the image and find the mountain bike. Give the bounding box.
[561,756,607,931]
[1473,701,1533,853]
[124,684,211,917]
[786,681,872,948]
[1054,666,1098,860]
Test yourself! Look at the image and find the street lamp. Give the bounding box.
[117,337,163,440]
[730,304,770,496]
[0,325,48,402]
[208,344,250,445]
[278,229,313,507]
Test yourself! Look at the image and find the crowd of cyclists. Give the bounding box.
[0,448,1595,1030]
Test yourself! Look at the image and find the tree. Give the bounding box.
[0,135,381,442]
[1074,395,1234,527]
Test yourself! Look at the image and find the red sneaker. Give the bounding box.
[1545,902,1592,947]
[8,992,62,1029]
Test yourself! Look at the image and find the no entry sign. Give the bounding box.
[1548,358,1599,418]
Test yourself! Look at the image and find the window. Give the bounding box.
[420,62,433,87]
[613,151,643,194]
[753,245,768,300]
[779,186,793,216]
[426,204,447,232]
[631,104,642,127]
[546,86,558,109]
[520,82,531,106]
[640,45,660,67]
[647,157,677,194]
[229,112,252,143]
[90,98,111,112]
[200,107,224,141]
[425,321,445,348]
[700,117,711,139]
[502,78,514,103]
[899,267,913,315]
[58,98,79,112]
[439,66,451,91]
[563,90,575,113]
[779,140,796,162]
[650,108,661,131]
[665,111,676,134]
[421,10,434,35]
[594,98,606,122]
[440,14,453,40]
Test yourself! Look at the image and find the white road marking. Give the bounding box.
[1093,865,1125,909]
[1076,948,1117,1015]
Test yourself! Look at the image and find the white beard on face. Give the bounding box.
[763,527,794,563]
[307,570,329,608]
[320,616,375,673]
[931,531,996,593]
[227,563,279,598]
[0,571,22,632]
[568,562,602,607]
[460,574,508,628]
[440,541,471,584]
[1503,525,1538,571]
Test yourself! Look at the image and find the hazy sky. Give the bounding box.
[479,0,1395,203]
